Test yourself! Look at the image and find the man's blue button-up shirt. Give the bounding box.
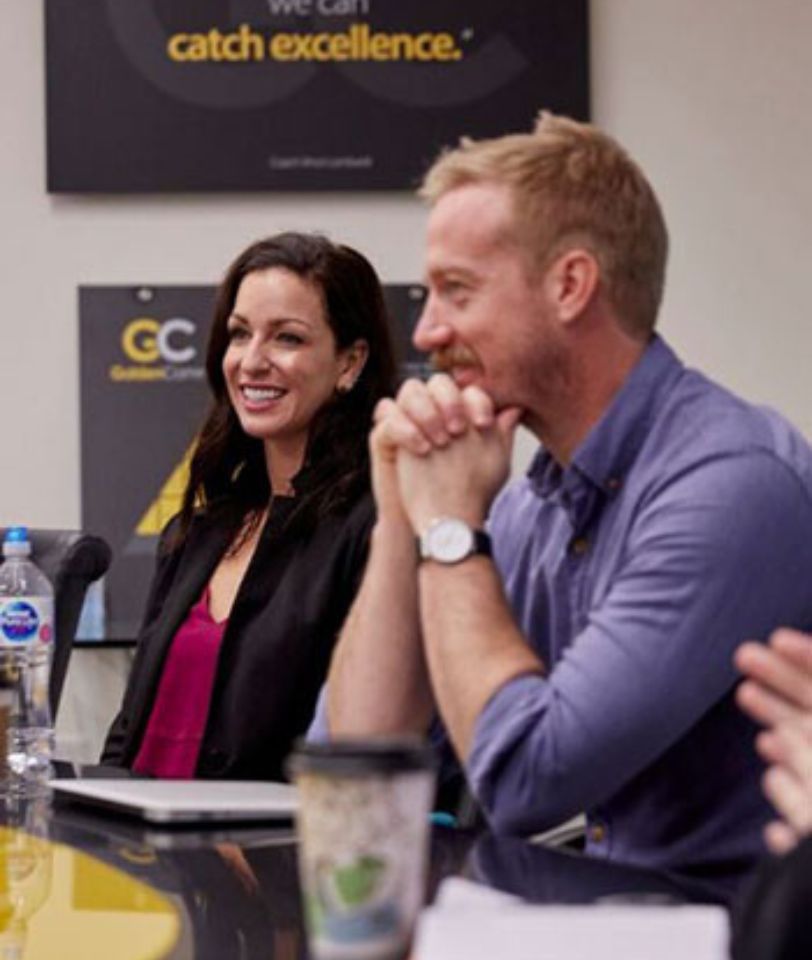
[472,336,812,871]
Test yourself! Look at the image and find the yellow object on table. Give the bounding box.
[0,826,179,960]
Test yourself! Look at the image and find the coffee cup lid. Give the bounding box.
[287,737,437,778]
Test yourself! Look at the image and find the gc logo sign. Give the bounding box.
[122,317,197,365]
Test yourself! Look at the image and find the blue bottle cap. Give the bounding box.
[4,526,29,543]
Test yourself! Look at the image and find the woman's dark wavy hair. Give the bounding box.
[174,232,397,544]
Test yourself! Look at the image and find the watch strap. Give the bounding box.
[471,529,492,558]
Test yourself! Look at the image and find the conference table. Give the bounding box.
[0,775,755,960]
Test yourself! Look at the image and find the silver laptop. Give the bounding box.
[50,778,298,825]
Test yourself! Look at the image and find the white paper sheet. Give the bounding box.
[415,878,729,960]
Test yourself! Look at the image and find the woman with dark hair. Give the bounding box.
[101,233,397,780]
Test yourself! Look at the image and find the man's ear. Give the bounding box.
[545,248,601,324]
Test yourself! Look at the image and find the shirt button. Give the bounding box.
[606,476,621,493]
[571,537,589,556]
[589,822,606,843]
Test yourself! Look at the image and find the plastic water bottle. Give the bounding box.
[0,527,55,792]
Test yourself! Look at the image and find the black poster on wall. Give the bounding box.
[80,283,425,640]
[46,0,589,192]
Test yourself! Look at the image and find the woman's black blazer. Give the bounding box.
[101,493,374,781]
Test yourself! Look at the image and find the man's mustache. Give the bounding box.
[430,347,478,372]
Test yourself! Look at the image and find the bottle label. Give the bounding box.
[0,597,53,645]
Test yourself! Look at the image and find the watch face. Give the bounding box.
[423,518,475,564]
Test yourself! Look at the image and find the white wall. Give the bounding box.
[2,0,812,526]
[592,1,812,417]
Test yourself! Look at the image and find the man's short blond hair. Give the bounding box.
[419,113,668,338]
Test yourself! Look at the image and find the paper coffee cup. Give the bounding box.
[288,738,437,960]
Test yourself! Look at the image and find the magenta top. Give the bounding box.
[133,589,226,779]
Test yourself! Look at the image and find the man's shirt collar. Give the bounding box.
[526,336,683,530]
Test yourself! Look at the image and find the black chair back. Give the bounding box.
[0,528,112,718]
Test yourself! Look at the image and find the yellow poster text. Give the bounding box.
[168,24,266,63]
[166,23,464,64]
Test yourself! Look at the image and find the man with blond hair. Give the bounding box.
[318,113,812,873]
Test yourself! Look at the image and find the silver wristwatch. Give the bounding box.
[418,517,492,565]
